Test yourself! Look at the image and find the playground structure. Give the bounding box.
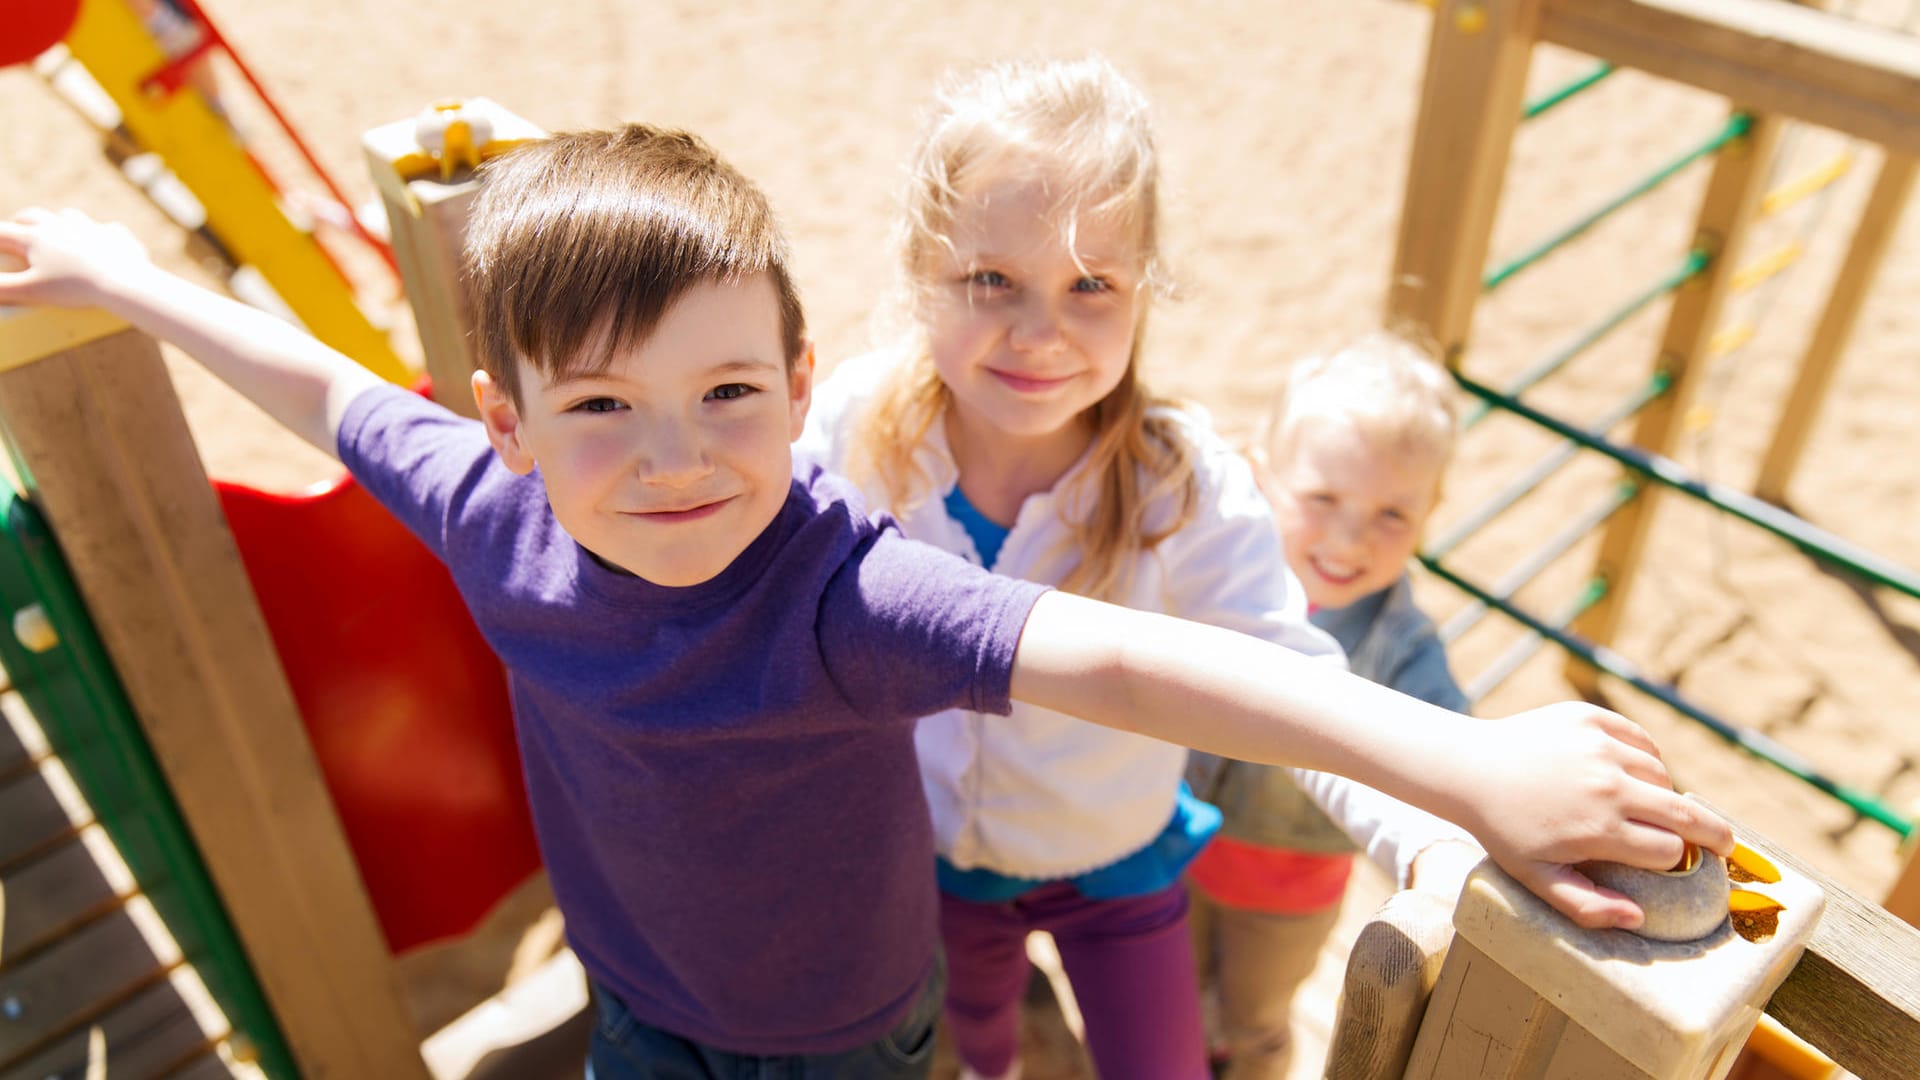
[3,2,1920,1080]
[0,176,557,1079]
[1389,0,1920,909]
[0,7,549,1077]
[1315,0,1920,1077]
[18,0,408,382]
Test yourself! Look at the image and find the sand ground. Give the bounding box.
[4,1,1917,1076]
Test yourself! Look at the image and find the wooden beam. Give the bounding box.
[0,324,429,1078]
[1754,152,1916,503]
[362,100,546,419]
[3,975,222,1080]
[0,906,168,1068]
[1735,820,1920,1080]
[1,835,127,966]
[1565,112,1782,696]
[0,761,82,869]
[1326,887,1457,1080]
[1539,0,1920,157]
[1386,0,1541,360]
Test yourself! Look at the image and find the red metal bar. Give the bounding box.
[138,0,399,275]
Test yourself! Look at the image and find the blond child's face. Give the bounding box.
[1266,412,1445,611]
[472,274,813,587]
[921,174,1141,457]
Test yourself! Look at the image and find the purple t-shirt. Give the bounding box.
[338,385,1046,1054]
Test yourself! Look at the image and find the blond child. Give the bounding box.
[3,135,1719,1077]
[801,58,1504,1080]
[1187,332,1472,1079]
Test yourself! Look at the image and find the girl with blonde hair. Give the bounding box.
[799,56,1474,1079]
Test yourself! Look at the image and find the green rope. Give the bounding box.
[1421,553,1913,837]
[1428,373,1670,561]
[1438,481,1639,646]
[1453,370,1920,603]
[1523,62,1615,121]
[1462,576,1608,705]
[1464,252,1707,430]
[1484,113,1752,292]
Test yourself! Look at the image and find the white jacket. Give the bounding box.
[798,349,1474,884]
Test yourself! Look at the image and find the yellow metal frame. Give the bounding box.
[61,0,410,383]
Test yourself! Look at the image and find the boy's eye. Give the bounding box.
[571,397,625,414]
[1072,275,1111,294]
[706,383,757,402]
[967,269,1010,289]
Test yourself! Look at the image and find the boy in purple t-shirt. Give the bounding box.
[0,128,1729,1077]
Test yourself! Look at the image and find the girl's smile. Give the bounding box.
[987,366,1081,394]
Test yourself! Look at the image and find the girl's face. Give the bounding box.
[1267,411,1445,611]
[921,174,1143,456]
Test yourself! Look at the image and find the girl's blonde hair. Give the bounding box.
[849,55,1200,602]
[1265,330,1461,475]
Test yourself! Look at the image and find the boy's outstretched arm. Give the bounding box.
[0,209,382,457]
[1010,590,1733,930]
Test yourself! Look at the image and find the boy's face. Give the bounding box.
[1265,412,1444,611]
[922,175,1142,455]
[474,274,813,587]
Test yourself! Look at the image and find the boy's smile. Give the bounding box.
[474,274,813,587]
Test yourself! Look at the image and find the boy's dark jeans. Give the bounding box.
[584,955,943,1079]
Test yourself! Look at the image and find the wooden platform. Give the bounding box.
[0,680,258,1080]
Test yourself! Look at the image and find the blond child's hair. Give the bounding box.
[1263,331,1460,480]
[849,55,1200,602]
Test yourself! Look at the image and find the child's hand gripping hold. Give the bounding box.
[1439,702,1732,930]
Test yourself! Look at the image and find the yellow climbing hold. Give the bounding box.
[1727,840,1782,884]
[1728,889,1785,914]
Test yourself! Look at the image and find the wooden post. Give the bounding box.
[1386,0,1541,361]
[363,99,546,419]
[1404,852,1823,1080]
[1753,152,1916,503]
[1564,111,1782,696]
[1326,887,1459,1080]
[0,308,430,1079]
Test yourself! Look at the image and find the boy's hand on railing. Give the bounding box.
[0,208,154,311]
[1446,702,1733,931]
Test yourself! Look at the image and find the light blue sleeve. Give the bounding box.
[1386,632,1471,715]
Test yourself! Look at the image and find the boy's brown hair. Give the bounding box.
[465,123,808,404]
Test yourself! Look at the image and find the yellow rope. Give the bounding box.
[1761,151,1855,218]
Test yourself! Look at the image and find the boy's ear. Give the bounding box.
[472,369,536,475]
[786,341,816,440]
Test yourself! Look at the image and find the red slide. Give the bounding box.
[217,468,541,954]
